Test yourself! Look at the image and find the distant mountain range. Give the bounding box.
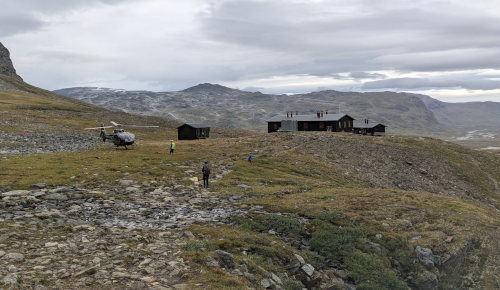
[54,84,500,137]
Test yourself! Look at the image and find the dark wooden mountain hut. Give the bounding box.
[266,111,354,133]
[177,123,211,140]
[353,119,386,136]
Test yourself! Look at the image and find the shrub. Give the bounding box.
[310,225,365,259]
[282,277,305,290]
[315,210,343,224]
[240,214,306,240]
[346,251,407,290]
[182,241,210,252]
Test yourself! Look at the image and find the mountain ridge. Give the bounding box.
[54,84,448,136]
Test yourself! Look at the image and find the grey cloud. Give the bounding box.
[349,72,386,80]
[200,0,500,76]
[362,77,500,90]
[0,13,46,37]
[0,0,136,37]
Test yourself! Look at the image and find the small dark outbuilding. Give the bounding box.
[177,123,211,140]
[353,120,386,136]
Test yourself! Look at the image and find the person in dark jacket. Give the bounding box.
[202,162,211,188]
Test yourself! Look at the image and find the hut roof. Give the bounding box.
[266,113,354,122]
[353,121,386,129]
[178,123,210,129]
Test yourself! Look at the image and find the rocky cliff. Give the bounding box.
[0,42,23,82]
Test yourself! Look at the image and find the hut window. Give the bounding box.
[339,122,342,128]
[319,122,324,129]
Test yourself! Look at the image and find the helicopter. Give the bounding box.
[85,121,159,149]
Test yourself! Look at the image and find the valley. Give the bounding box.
[1,42,500,289]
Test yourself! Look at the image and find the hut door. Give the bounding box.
[327,126,333,132]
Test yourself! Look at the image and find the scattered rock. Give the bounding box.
[31,183,47,189]
[416,246,436,269]
[205,256,220,268]
[216,250,235,269]
[5,252,24,262]
[301,264,315,277]
[2,273,18,285]
[294,253,306,265]
[236,184,252,189]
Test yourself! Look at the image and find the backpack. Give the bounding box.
[203,165,211,175]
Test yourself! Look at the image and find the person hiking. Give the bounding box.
[248,153,253,163]
[169,140,176,154]
[202,162,211,188]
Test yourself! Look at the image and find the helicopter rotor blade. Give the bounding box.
[124,125,160,128]
[110,121,120,126]
[84,126,114,130]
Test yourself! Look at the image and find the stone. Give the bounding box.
[7,264,17,273]
[139,258,152,267]
[183,231,195,238]
[31,183,47,189]
[294,253,306,265]
[445,236,454,243]
[216,250,235,269]
[125,187,141,193]
[119,179,135,186]
[112,271,128,278]
[5,252,24,262]
[375,233,383,239]
[43,193,68,201]
[416,246,436,269]
[0,250,5,257]
[1,190,31,197]
[271,273,282,285]
[261,278,272,288]
[236,184,252,189]
[141,276,156,283]
[205,256,220,268]
[244,272,256,282]
[2,273,18,285]
[301,264,315,277]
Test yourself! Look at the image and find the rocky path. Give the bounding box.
[0,173,246,289]
[0,131,98,154]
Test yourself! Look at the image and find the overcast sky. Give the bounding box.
[2,0,500,102]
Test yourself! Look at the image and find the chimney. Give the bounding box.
[296,111,298,116]
[325,110,328,115]
[321,111,324,117]
[317,111,321,118]
[291,112,293,118]
[287,112,289,118]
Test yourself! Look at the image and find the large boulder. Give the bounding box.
[416,246,436,269]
